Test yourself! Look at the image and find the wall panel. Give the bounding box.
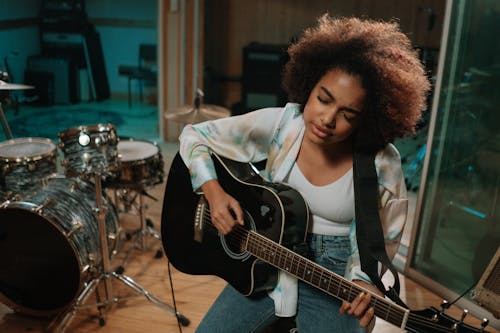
[204,0,445,109]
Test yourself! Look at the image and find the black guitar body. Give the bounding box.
[161,152,309,296]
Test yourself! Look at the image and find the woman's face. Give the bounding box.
[302,68,366,148]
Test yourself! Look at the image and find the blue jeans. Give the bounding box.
[195,234,365,333]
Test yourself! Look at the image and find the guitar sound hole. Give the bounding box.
[220,210,255,261]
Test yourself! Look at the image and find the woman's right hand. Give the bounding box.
[201,179,244,235]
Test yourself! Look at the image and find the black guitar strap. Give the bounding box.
[353,148,408,308]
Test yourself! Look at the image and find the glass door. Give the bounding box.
[408,0,500,323]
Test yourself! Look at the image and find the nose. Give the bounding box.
[321,108,338,128]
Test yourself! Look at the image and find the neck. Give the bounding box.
[303,138,353,165]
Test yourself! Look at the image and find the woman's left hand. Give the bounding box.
[339,280,382,327]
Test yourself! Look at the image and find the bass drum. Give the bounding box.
[0,176,119,316]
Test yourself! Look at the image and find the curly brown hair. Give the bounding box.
[282,15,431,150]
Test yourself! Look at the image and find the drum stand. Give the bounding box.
[113,187,164,272]
[50,173,189,332]
[0,102,13,139]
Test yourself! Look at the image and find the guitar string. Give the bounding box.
[246,230,462,333]
[203,214,461,333]
[241,228,457,333]
[199,209,411,325]
[199,210,459,333]
[200,210,457,333]
[248,229,472,333]
[201,211,470,333]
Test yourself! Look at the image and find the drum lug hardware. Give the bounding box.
[69,182,78,192]
[66,221,83,238]
[43,197,57,208]
[32,198,55,214]
[101,134,109,144]
[28,162,37,171]
[32,204,44,214]
[93,206,109,215]
[88,253,97,266]
[6,192,21,202]
[81,264,90,274]
[82,153,91,164]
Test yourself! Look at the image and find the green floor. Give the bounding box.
[1,98,159,143]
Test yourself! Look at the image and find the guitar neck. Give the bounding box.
[245,230,409,329]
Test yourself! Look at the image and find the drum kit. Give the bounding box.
[0,80,192,331]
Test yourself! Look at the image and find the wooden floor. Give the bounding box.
[0,142,498,333]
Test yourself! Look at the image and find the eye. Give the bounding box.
[341,110,355,123]
[317,95,329,104]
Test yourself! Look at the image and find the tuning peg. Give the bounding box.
[440,300,450,311]
[480,318,489,332]
[452,309,469,331]
[460,309,468,322]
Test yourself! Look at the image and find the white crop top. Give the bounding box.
[284,162,355,236]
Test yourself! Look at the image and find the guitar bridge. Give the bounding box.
[194,196,207,242]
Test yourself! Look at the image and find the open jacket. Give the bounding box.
[179,103,408,316]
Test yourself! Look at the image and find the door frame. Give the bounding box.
[158,0,204,141]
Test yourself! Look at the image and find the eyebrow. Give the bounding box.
[320,86,362,114]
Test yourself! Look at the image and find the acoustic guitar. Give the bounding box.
[161,152,490,333]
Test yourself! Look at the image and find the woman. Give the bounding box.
[177,15,430,332]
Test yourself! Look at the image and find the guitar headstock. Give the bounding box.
[407,307,491,333]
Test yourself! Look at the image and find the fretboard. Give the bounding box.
[245,230,409,328]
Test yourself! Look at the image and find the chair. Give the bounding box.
[119,44,157,107]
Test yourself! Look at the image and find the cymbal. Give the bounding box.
[0,80,34,90]
[165,104,231,124]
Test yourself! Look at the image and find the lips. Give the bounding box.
[311,124,332,138]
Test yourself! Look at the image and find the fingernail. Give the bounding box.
[358,291,365,299]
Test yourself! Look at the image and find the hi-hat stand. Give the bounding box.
[50,172,189,332]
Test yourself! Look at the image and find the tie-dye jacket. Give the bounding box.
[179,103,408,316]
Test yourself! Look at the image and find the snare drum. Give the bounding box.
[58,124,119,177]
[0,137,57,193]
[108,138,164,189]
[0,176,119,316]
